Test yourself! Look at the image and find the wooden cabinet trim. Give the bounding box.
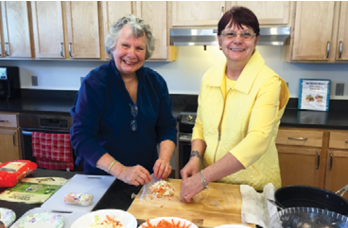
[276,129,324,147]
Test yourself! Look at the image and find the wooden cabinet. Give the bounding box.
[134,1,176,61]
[228,1,290,25]
[276,128,326,188]
[31,1,66,59]
[325,131,348,200]
[0,112,21,162]
[0,1,33,58]
[337,1,348,61]
[172,1,225,27]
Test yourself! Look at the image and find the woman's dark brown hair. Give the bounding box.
[218,6,260,36]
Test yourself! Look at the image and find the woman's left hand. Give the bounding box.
[180,172,205,203]
[153,158,172,180]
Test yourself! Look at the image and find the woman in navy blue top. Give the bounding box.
[70,14,177,186]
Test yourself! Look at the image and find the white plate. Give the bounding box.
[214,225,251,228]
[71,209,137,228]
[10,212,64,228]
[139,217,198,228]
[0,208,15,227]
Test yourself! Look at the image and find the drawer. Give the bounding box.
[276,129,323,147]
[329,132,348,149]
[0,113,18,128]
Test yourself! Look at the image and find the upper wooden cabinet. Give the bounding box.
[134,1,176,61]
[65,1,100,59]
[31,1,66,59]
[228,1,290,25]
[0,1,33,58]
[337,1,348,61]
[172,1,225,27]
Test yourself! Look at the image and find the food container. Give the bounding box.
[269,207,348,228]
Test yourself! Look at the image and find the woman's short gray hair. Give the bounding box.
[105,14,155,60]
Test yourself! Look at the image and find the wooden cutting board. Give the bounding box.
[127,179,255,228]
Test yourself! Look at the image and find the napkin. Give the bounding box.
[240,183,277,228]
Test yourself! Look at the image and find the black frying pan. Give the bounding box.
[275,185,348,216]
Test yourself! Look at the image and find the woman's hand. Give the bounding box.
[180,171,205,203]
[117,165,152,186]
[153,158,171,180]
[180,157,200,181]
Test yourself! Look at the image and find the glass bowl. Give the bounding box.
[269,207,348,228]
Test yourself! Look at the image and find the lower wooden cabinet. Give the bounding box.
[277,127,348,200]
[0,112,21,162]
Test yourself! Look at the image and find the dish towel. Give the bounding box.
[240,183,277,228]
[32,132,74,170]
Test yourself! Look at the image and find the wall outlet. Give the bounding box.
[80,77,85,84]
[335,83,344,96]
[31,75,38,86]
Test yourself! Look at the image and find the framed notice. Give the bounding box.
[298,79,331,111]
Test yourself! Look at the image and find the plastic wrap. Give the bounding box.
[0,160,37,188]
[64,192,94,206]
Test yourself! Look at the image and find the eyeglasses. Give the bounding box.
[221,31,256,41]
[129,103,138,132]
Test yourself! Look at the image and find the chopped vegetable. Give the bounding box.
[142,219,191,228]
[90,214,123,228]
[149,180,175,199]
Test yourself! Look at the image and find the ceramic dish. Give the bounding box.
[71,209,137,228]
[0,208,16,227]
[214,225,251,228]
[139,217,198,228]
[10,212,64,228]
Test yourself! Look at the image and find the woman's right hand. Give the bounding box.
[117,165,152,186]
[180,157,200,181]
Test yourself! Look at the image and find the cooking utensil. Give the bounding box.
[337,184,348,197]
[275,185,348,216]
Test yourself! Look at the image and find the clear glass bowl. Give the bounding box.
[269,207,348,228]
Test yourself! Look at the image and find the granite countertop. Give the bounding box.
[1,93,348,130]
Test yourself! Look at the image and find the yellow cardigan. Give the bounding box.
[192,50,290,190]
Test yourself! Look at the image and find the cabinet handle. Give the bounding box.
[326,41,330,59]
[339,41,343,59]
[60,42,64,58]
[345,140,348,143]
[221,6,225,17]
[5,42,10,56]
[0,120,9,122]
[13,132,17,146]
[328,153,333,170]
[69,43,73,57]
[316,151,320,169]
[288,137,308,141]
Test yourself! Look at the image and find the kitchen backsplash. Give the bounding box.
[1,46,348,99]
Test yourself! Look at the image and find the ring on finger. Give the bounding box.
[184,195,187,199]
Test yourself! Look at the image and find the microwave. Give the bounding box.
[0,66,21,100]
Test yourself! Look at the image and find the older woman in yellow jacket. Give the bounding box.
[180,6,290,202]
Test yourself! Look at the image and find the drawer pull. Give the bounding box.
[288,137,308,141]
[0,120,9,122]
[316,151,320,169]
[345,140,348,144]
[329,153,333,170]
[13,132,17,146]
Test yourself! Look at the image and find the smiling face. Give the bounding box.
[111,25,146,77]
[218,22,259,67]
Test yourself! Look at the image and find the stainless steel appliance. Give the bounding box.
[178,104,197,178]
[0,66,20,100]
[19,113,82,171]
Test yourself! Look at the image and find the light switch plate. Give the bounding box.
[31,76,38,86]
[335,83,344,96]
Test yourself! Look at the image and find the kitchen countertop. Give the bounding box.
[0,96,348,129]
[0,168,142,222]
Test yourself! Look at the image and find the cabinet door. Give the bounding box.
[325,150,348,200]
[231,1,290,25]
[172,1,225,27]
[1,1,33,58]
[101,1,132,59]
[292,2,335,61]
[31,1,65,58]
[135,2,175,61]
[277,146,323,187]
[0,128,20,162]
[337,1,348,61]
[66,1,100,59]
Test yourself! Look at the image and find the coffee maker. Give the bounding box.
[0,66,21,100]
